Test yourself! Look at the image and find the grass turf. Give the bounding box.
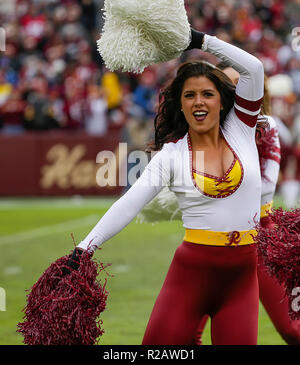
[0,196,286,345]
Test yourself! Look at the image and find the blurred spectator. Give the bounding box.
[75,50,98,83]
[63,70,86,130]
[101,71,122,111]
[48,86,67,128]
[132,68,157,122]
[23,75,59,130]
[285,0,300,28]
[0,42,21,86]
[288,57,300,96]
[85,84,108,136]
[101,71,126,127]
[0,70,13,107]
[80,0,98,31]
[20,3,47,42]
[0,87,26,134]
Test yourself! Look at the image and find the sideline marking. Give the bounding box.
[0,215,99,246]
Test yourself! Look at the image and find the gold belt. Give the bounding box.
[260,201,273,218]
[183,229,257,246]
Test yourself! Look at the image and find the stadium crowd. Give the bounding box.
[0,0,300,204]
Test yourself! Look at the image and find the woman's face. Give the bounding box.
[180,76,223,136]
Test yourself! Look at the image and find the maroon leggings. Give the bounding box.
[142,241,259,345]
[194,217,300,345]
[194,261,300,345]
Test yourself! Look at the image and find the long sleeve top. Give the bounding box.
[78,34,264,251]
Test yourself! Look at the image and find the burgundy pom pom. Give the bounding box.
[256,126,280,180]
[254,207,300,320]
[17,249,111,345]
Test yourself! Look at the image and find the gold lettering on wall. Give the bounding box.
[40,144,100,189]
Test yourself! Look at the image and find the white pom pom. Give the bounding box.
[137,187,181,224]
[97,0,191,73]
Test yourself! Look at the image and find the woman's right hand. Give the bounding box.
[62,248,84,276]
[185,28,205,51]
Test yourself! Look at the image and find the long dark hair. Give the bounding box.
[147,60,236,151]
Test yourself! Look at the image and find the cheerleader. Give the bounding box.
[76,28,265,345]
[193,63,300,345]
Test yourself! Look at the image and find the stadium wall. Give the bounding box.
[0,130,123,196]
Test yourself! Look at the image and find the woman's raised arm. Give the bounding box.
[187,29,264,128]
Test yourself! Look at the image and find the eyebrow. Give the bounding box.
[183,89,216,93]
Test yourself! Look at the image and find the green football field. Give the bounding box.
[0,195,287,345]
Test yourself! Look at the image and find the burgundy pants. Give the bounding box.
[194,216,300,345]
[142,241,259,345]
